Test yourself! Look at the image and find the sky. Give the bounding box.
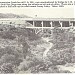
[0,0,74,18]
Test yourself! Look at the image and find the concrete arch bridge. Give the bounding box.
[0,18,75,34]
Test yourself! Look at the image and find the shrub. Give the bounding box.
[0,63,14,73]
[0,54,15,65]
[1,31,16,40]
[47,49,75,65]
[18,59,33,71]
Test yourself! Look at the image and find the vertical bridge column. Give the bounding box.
[59,21,62,28]
[50,21,53,35]
[50,21,53,27]
[33,21,34,27]
[69,21,73,28]
[42,21,43,32]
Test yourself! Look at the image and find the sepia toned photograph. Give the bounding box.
[0,0,75,74]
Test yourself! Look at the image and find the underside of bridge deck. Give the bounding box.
[27,20,75,27]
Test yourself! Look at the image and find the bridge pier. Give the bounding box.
[50,21,53,27]
[69,21,73,28]
[59,21,62,29]
[42,21,43,32]
[33,21,35,27]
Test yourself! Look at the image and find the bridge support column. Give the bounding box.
[51,29,53,35]
[50,21,53,27]
[72,22,73,27]
[69,21,73,28]
[59,21,62,28]
[42,21,43,32]
[33,21,35,27]
[50,21,53,35]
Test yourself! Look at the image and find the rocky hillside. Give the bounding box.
[0,21,75,73]
[0,13,31,18]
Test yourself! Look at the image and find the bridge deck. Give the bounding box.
[26,27,75,29]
